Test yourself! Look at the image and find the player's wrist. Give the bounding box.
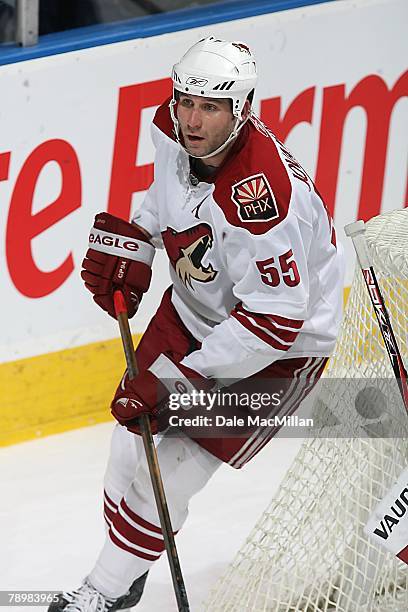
[131,222,152,241]
[148,354,213,396]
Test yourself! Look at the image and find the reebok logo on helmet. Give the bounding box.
[186,77,209,86]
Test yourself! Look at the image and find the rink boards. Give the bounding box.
[0,0,407,444]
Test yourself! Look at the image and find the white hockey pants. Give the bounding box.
[88,424,221,598]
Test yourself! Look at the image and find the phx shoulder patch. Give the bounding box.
[231,173,279,224]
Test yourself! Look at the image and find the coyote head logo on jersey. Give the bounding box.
[231,173,279,223]
[162,223,218,289]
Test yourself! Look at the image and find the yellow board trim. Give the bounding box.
[1,288,351,447]
[0,334,141,447]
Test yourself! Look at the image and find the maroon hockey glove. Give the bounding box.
[111,354,213,435]
[81,212,155,318]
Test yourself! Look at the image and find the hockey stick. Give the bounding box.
[345,220,408,414]
[113,290,190,612]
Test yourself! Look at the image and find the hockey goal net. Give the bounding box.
[205,208,408,612]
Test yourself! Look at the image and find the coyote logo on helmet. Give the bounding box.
[162,223,218,289]
[231,173,278,223]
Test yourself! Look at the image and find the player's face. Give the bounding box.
[177,94,236,165]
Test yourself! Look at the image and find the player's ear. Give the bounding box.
[241,99,251,121]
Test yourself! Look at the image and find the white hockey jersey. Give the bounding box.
[133,99,345,381]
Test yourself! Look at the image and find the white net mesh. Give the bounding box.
[205,209,408,612]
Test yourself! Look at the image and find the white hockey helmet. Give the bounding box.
[170,36,257,159]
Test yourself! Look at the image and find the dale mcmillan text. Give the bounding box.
[226,415,313,427]
[168,415,313,428]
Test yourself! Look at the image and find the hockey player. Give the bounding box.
[50,36,344,611]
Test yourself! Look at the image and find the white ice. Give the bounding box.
[0,424,303,611]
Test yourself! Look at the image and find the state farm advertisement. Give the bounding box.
[0,0,407,362]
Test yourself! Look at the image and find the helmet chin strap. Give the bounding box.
[169,98,250,161]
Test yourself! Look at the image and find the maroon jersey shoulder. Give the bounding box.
[153,97,176,142]
[213,117,294,235]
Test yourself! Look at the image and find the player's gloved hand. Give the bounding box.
[81,212,155,318]
[111,354,213,435]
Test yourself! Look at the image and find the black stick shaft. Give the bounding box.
[114,291,190,611]
[345,221,408,414]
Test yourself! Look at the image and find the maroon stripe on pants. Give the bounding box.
[108,530,160,561]
[113,511,165,553]
[104,490,118,511]
[104,502,116,524]
[120,499,165,535]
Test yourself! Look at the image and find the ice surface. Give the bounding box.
[0,423,302,611]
